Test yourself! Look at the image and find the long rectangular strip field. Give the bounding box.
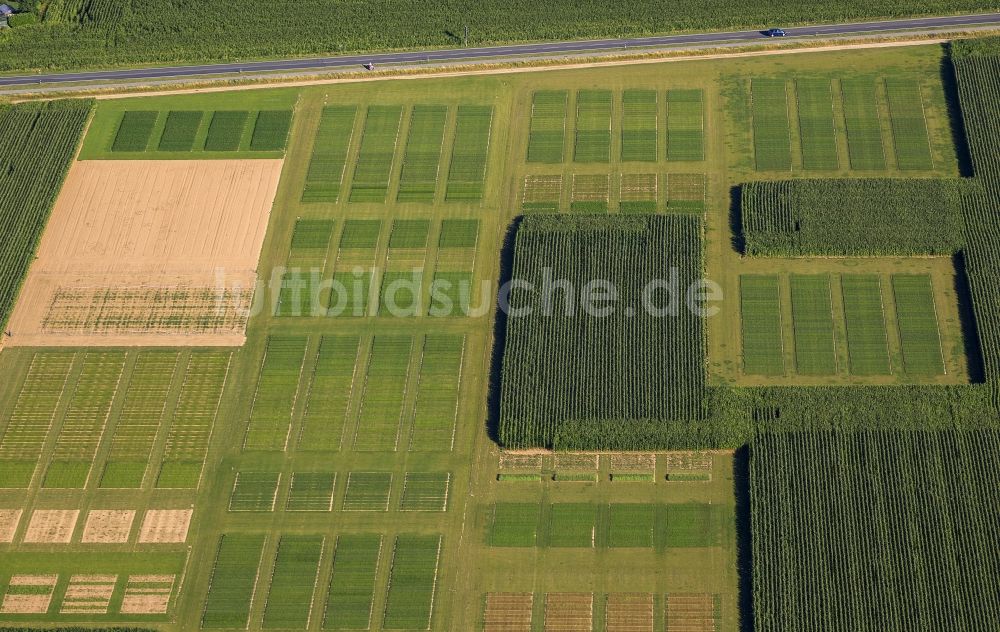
[382,534,442,630]
[350,105,403,202]
[0,352,75,487]
[740,275,785,375]
[891,274,946,375]
[44,351,126,488]
[575,89,612,162]
[884,78,934,170]
[841,275,891,375]
[397,105,447,202]
[323,534,382,630]
[666,89,705,161]
[353,336,412,451]
[201,534,267,629]
[621,89,657,162]
[840,78,886,170]
[409,334,465,451]
[298,335,360,452]
[527,91,568,163]
[446,105,493,201]
[261,535,324,629]
[100,351,179,488]
[790,275,837,375]
[751,79,792,170]
[302,105,357,203]
[795,79,838,170]
[156,351,231,488]
[244,336,307,451]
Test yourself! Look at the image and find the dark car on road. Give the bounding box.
[764,28,787,37]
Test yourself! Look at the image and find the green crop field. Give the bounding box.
[5,37,1000,632]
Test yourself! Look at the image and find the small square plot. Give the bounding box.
[1,575,58,614]
[665,504,722,548]
[343,472,393,511]
[608,504,655,548]
[547,503,597,548]
[489,503,540,547]
[59,574,117,614]
[229,472,281,512]
[81,510,135,544]
[121,574,176,614]
[286,472,336,511]
[400,472,451,511]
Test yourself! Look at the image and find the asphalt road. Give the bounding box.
[2,12,999,87]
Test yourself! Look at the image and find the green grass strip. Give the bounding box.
[740,275,785,375]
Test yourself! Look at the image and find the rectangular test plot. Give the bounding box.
[884,78,934,170]
[261,535,324,629]
[324,534,383,630]
[204,111,249,151]
[343,472,393,511]
[302,105,358,203]
[527,90,568,163]
[795,79,839,170]
[445,105,494,201]
[790,274,838,375]
[201,534,267,629]
[575,89,613,162]
[841,275,891,375]
[244,336,307,451]
[229,471,281,512]
[409,334,465,451]
[666,89,705,161]
[112,111,158,152]
[891,274,946,375]
[547,503,597,548]
[751,79,792,170]
[158,111,203,151]
[489,502,540,547]
[382,534,442,630]
[840,78,886,170]
[740,275,785,375]
[286,472,336,511]
[400,472,451,511]
[396,105,447,202]
[621,89,657,162]
[350,105,404,202]
[298,335,360,452]
[353,335,412,451]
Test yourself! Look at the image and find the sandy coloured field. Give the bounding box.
[81,509,135,544]
[0,509,22,543]
[23,509,79,543]
[5,159,283,347]
[138,509,192,543]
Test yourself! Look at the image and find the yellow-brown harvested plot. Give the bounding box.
[0,575,58,614]
[483,592,533,632]
[81,509,136,543]
[544,593,594,632]
[665,593,720,631]
[138,509,193,543]
[606,592,654,632]
[23,509,79,543]
[6,160,283,347]
[120,574,176,614]
[59,575,117,614]
[0,508,22,543]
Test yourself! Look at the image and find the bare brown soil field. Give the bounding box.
[23,509,79,543]
[81,509,136,544]
[138,509,193,543]
[5,159,283,347]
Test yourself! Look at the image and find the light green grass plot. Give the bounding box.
[790,274,837,375]
[884,78,933,170]
[350,105,403,203]
[751,79,791,170]
[324,534,383,630]
[201,534,267,629]
[527,90,567,163]
[667,89,705,161]
[261,535,324,629]
[795,79,838,170]
[841,275,891,375]
[740,275,785,375]
[575,89,613,162]
[244,336,307,451]
[445,105,493,201]
[302,105,357,203]
[621,89,657,162]
[489,503,540,547]
[298,336,360,452]
[353,336,412,451]
[382,534,442,630]
[840,78,886,170]
[397,105,447,202]
[892,274,945,375]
